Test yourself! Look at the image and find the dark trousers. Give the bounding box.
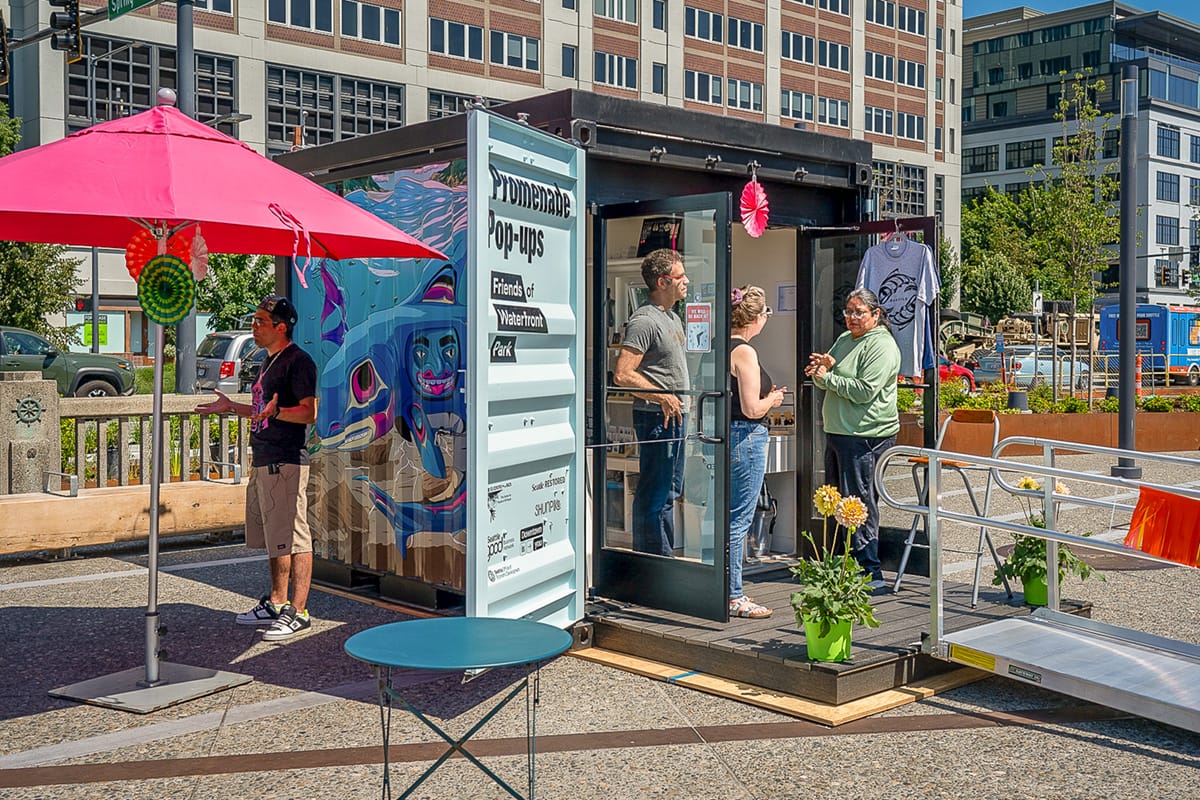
[631,409,688,557]
[824,433,896,580]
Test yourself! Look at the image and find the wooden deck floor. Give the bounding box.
[587,572,1091,705]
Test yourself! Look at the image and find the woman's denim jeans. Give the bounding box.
[729,420,769,599]
[823,432,897,581]
[631,409,688,557]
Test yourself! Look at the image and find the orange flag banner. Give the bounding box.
[1124,485,1200,568]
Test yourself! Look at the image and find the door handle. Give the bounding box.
[695,390,724,444]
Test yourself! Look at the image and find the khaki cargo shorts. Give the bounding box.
[245,463,312,556]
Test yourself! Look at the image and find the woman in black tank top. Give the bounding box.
[728,286,786,619]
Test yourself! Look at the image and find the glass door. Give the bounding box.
[591,193,732,621]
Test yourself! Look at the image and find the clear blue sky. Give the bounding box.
[965,1,1200,26]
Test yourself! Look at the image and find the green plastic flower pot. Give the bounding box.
[803,617,853,662]
[1022,575,1048,606]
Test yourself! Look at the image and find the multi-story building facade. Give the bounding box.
[963,2,1200,305]
[1,0,960,355]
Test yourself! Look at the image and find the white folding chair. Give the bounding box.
[894,408,1014,606]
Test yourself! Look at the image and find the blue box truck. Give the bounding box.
[1098,303,1200,386]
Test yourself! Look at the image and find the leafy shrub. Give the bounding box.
[1140,395,1174,413]
[938,383,969,409]
[1052,395,1089,414]
[1096,395,1119,413]
[1178,393,1200,413]
[897,387,919,413]
[1027,383,1055,414]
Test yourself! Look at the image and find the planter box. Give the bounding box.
[899,410,1200,457]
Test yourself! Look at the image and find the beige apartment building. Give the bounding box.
[1,0,961,354]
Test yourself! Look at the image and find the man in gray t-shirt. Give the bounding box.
[614,249,691,556]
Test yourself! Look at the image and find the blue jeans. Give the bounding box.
[823,433,897,581]
[729,420,769,600]
[631,409,688,556]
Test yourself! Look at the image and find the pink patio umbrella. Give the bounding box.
[0,96,445,712]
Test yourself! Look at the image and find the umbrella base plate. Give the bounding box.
[49,662,252,714]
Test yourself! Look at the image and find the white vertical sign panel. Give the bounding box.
[466,111,586,626]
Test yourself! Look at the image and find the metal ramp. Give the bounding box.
[877,438,1200,734]
[942,608,1200,733]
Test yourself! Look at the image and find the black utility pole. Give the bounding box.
[1113,64,1142,479]
[174,0,197,393]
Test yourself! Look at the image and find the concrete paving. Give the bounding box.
[2,449,1198,799]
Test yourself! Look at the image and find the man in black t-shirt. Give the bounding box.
[196,294,318,641]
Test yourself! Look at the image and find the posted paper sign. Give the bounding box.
[686,303,711,353]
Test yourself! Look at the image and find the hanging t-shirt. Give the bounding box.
[856,236,939,378]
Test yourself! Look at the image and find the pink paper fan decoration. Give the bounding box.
[740,179,769,238]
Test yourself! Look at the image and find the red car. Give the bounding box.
[939,356,977,391]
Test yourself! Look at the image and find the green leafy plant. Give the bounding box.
[1027,383,1055,413]
[938,383,970,409]
[896,387,919,413]
[1096,395,1120,413]
[790,486,881,638]
[993,477,1101,589]
[1052,395,1089,413]
[1179,393,1200,413]
[1140,395,1174,413]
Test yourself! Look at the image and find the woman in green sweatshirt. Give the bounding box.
[804,288,901,584]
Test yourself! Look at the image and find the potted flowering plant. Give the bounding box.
[992,476,1100,606]
[789,485,881,662]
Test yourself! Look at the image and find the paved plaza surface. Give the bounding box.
[1,451,1198,799]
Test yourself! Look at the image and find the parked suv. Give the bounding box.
[0,325,136,396]
[196,330,257,394]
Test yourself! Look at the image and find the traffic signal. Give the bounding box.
[1,10,10,88]
[48,0,82,65]
[74,296,92,313]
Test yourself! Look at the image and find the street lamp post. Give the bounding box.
[85,41,142,353]
[1113,64,1142,480]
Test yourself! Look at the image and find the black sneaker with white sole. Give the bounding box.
[263,603,311,641]
[236,594,281,626]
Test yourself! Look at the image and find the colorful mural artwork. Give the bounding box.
[296,161,469,590]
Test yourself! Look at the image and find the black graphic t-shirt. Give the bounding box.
[250,342,317,467]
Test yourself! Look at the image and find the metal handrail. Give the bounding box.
[875,441,1191,654]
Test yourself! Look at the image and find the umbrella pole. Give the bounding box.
[144,323,166,686]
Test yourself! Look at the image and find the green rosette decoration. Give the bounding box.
[137,254,196,325]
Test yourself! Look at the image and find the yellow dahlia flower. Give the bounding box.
[834,495,869,531]
[1054,481,1070,496]
[813,484,842,518]
[1016,476,1039,491]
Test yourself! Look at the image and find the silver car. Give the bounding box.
[195,331,257,394]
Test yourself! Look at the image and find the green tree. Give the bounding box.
[961,253,1031,324]
[960,186,1037,277]
[0,102,84,349]
[938,236,961,310]
[194,253,275,331]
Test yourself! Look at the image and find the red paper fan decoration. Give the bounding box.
[124,228,160,281]
[740,179,769,238]
[125,226,209,282]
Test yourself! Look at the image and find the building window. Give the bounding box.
[934,174,944,222]
[427,90,499,120]
[562,44,576,78]
[866,0,895,28]
[898,58,926,89]
[988,67,1004,84]
[935,126,942,150]
[1103,129,1120,159]
[936,26,943,50]
[490,31,540,72]
[341,1,401,47]
[652,0,666,31]
[1191,219,1200,269]
[896,111,924,141]
[727,17,764,52]
[339,77,404,138]
[950,78,956,103]
[874,161,926,217]
[817,97,849,127]
[1040,56,1071,75]
[950,29,956,55]
[1191,177,1200,207]
[818,40,849,72]
[864,105,894,135]
[781,89,814,122]
[594,51,637,89]
[818,0,849,15]
[266,65,403,150]
[1006,139,1045,170]
[897,6,926,36]
[1157,215,1180,246]
[963,144,999,174]
[1017,62,1033,80]
[1191,135,1200,163]
[684,69,722,105]
[1157,171,1180,202]
[595,0,637,24]
[652,62,666,95]
[727,79,763,112]
[935,77,942,100]
[267,0,333,33]
[865,52,894,82]
[781,31,814,64]
[685,7,723,44]
[1006,182,1029,197]
[563,0,575,8]
[68,37,237,134]
[429,18,484,61]
[195,0,233,12]
[1158,124,1181,159]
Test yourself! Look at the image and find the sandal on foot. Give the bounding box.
[729,596,773,619]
